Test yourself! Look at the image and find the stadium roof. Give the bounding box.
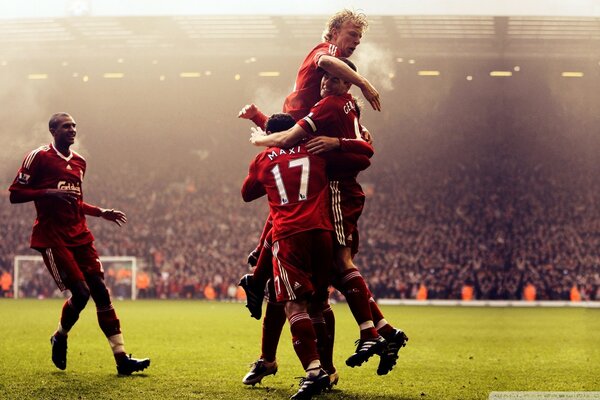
[2,0,600,18]
[1,0,600,59]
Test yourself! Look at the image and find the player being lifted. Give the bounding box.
[241,112,372,399]
[239,9,383,386]
[8,112,150,375]
[250,59,409,376]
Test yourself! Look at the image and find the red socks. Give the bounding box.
[260,301,286,362]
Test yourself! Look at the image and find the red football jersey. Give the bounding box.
[297,93,373,181]
[241,143,333,242]
[9,143,95,248]
[283,42,341,121]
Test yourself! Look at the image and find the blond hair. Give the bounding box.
[322,9,369,42]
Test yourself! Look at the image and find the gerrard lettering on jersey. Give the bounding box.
[343,100,356,114]
[267,146,304,161]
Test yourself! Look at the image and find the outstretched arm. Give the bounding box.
[250,124,309,148]
[238,104,268,130]
[82,203,127,226]
[318,55,381,111]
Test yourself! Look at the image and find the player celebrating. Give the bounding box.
[8,112,150,375]
[251,59,409,375]
[238,9,379,386]
[240,9,380,128]
[241,113,335,399]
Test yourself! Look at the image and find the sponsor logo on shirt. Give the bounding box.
[57,181,82,195]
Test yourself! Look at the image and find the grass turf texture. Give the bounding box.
[0,299,597,400]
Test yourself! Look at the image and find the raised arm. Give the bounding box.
[317,55,381,111]
[250,123,309,148]
[238,103,268,130]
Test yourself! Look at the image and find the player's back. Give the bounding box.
[283,42,339,121]
[301,93,361,142]
[253,143,332,242]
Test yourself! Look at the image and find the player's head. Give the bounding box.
[320,58,356,98]
[49,112,77,148]
[322,9,368,57]
[266,113,295,134]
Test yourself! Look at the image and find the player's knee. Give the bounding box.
[285,298,309,316]
[86,274,111,306]
[70,281,91,310]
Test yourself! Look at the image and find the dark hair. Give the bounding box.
[266,113,295,134]
[48,112,71,131]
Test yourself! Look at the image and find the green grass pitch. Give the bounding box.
[0,299,597,399]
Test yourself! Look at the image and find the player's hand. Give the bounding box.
[249,127,267,145]
[45,188,79,205]
[238,104,259,119]
[306,136,340,154]
[100,208,127,226]
[360,79,381,111]
[361,126,373,145]
[247,249,260,267]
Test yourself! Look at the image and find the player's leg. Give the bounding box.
[239,232,273,320]
[241,228,284,385]
[242,279,285,385]
[76,244,150,375]
[286,299,330,400]
[334,246,386,367]
[330,186,386,366]
[274,233,330,399]
[39,246,89,370]
[368,289,409,375]
[308,230,338,386]
[310,298,338,387]
[347,232,409,375]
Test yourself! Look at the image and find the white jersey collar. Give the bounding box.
[51,142,73,162]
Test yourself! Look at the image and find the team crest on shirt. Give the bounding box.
[17,172,31,184]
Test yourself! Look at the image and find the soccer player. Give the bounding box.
[252,59,409,376]
[238,9,379,386]
[241,113,335,399]
[239,9,378,131]
[8,112,150,375]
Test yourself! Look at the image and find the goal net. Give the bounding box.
[13,255,138,300]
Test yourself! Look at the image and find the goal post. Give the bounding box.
[13,255,138,300]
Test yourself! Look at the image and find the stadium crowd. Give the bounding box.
[2,122,598,302]
[1,64,599,302]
